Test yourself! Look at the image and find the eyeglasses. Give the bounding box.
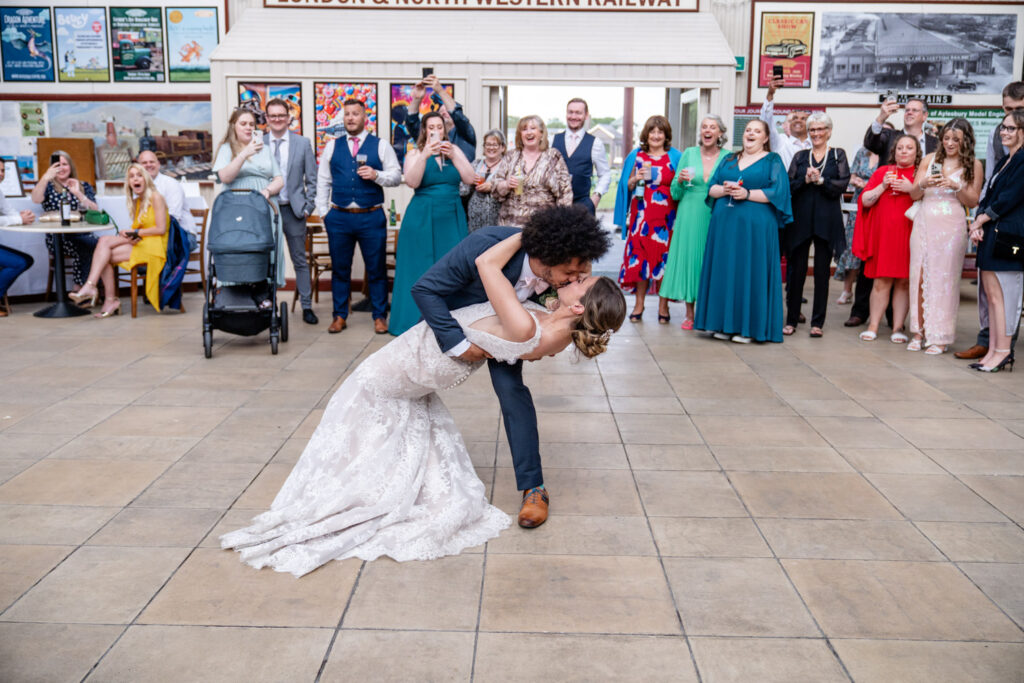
[999,124,1020,133]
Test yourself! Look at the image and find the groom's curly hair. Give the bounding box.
[521,205,612,266]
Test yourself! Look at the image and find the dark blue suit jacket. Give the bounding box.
[411,225,543,490]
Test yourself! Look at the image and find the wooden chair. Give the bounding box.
[1,294,10,315]
[188,207,209,294]
[294,215,331,310]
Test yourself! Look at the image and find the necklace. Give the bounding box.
[810,147,829,173]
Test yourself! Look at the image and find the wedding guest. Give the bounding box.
[29,150,99,290]
[491,116,572,228]
[696,120,792,343]
[137,151,197,249]
[406,74,477,161]
[315,99,401,334]
[967,110,1024,373]
[864,97,939,160]
[663,115,730,330]
[389,112,477,336]
[834,145,879,305]
[213,107,286,291]
[551,98,611,214]
[617,115,681,323]
[0,164,37,316]
[784,113,850,338]
[759,76,811,170]
[852,134,921,343]
[69,164,167,318]
[907,118,982,355]
[461,129,506,233]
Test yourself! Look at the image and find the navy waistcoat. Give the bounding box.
[330,134,384,208]
[553,132,595,203]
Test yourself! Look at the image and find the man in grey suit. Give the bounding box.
[266,97,319,324]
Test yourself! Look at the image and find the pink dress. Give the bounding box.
[909,168,968,346]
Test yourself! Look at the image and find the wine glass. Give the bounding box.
[683,166,696,188]
[727,177,743,207]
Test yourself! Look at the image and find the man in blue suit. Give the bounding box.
[412,206,611,528]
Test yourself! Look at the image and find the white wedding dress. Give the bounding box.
[221,302,544,577]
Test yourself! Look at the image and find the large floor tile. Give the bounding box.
[89,625,332,683]
[712,446,852,472]
[625,444,718,470]
[86,405,233,438]
[635,471,746,517]
[0,623,123,683]
[883,417,1024,450]
[832,639,1024,683]
[959,475,1024,525]
[663,558,819,637]
[232,463,291,510]
[0,545,74,611]
[958,562,1024,627]
[730,472,901,519]
[866,473,1008,522]
[86,507,222,548]
[837,447,944,474]
[692,416,827,447]
[488,515,656,556]
[0,433,71,461]
[139,548,359,627]
[480,554,680,634]
[925,448,1024,475]
[0,505,118,545]
[917,521,1024,562]
[1,546,187,624]
[0,459,167,506]
[757,519,942,561]
[48,434,200,461]
[690,637,847,683]
[474,633,696,683]
[783,559,1023,640]
[131,462,263,508]
[4,401,121,436]
[650,517,772,558]
[344,555,482,630]
[321,630,474,682]
[806,416,911,448]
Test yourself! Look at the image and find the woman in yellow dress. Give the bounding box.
[70,163,168,317]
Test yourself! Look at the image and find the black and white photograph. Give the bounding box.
[818,10,1017,94]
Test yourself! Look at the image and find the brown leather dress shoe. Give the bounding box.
[328,316,347,334]
[954,344,988,360]
[374,318,388,334]
[518,487,549,528]
[843,316,865,327]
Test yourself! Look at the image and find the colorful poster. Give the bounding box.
[109,7,164,82]
[0,7,54,82]
[314,83,377,163]
[930,108,1005,161]
[237,83,302,134]
[758,12,813,88]
[389,83,455,162]
[166,7,218,83]
[19,102,46,137]
[54,8,109,83]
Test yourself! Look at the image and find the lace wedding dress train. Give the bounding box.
[221,302,542,577]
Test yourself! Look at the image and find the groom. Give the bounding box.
[412,206,612,528]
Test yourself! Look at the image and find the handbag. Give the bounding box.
[992,226,1024,263]
[83,209,110,225]
[904,201,921,221]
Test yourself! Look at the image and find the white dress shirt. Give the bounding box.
[314,130,401,216]
[0,190,24,227]
[151,172,196,235]
[269,132,290,204]
[563,129,612,196]
[759,100,813,171]
[445,253,545,359]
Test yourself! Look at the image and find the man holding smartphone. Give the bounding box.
[759,75,811,170]
[406,72,477,162]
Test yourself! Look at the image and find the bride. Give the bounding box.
[222,233,626,576]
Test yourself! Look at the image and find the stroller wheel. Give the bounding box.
[203,329,213,359]
[280,302,289,343]
[270,333,279,355]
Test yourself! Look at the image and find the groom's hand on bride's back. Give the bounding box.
[458,343,492,363]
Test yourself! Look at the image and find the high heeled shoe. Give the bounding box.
[95,299,121,318]
[69,281,98,307]
[976,351,1014,373]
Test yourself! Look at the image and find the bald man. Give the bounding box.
[137,151,197,250]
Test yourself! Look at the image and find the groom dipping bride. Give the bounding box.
[222,206,625,576]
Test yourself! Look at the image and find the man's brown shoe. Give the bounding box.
[518,487,549,528]
[954,344,987,360]
[374,318,388,334]
[328,316,347,334]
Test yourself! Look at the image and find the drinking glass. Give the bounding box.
[683,166,696,188]
[356,154,367,168]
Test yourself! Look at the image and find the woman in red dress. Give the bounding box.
[852,134,921,343]
[619,116,680,323]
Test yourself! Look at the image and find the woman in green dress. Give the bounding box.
[662,115,730,330]
[389,112,477,335]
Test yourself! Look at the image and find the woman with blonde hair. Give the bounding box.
[69,163,167,317]
[491,115,572,227]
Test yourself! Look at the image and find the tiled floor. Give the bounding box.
[1,281,1023,682]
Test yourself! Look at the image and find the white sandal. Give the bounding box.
[891,331,909,344]
[907,337,923,351]
[859,330,877,341]
[925,345,946,355]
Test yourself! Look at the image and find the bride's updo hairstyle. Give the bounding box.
[571,276,626,358]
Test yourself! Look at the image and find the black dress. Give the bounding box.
[785,148,851,329]
[977,152,1024,273]
[41,181,99,285]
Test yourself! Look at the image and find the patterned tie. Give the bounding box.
[566,133,578,158]
[350,137,360,157]
[273,138,282,167]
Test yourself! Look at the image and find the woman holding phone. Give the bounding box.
[389,111,477,336]
[907,118,982,354]
[29,150,100,292]
[461,129,506,233]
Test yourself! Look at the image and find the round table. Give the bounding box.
[0,221,101,318]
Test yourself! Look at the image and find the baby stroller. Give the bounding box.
[202,189,288,358]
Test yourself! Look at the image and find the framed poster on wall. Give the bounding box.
[237,82,302,134]
[314,83,377,163]
[54,7,109,83]
[0,7,55,82]
[750,1,1024,106]
[758,11,813,88]
[389,83,455,163]
[165,7,219,83]
[109,7,165,82]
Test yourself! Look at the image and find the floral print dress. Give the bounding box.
[619,151,678,288]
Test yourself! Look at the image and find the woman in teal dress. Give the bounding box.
[213,108,285,288]
[389,112,478,335]
[695,119,792,344]
[663,115,730,330]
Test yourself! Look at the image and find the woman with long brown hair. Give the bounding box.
[389,111,477,336]
[907,118,983,354]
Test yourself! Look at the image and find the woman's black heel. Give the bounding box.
[977,351,1014,373]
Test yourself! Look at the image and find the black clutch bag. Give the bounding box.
[992,226,1024,263]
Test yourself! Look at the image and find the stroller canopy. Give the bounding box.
[207,190,276,255]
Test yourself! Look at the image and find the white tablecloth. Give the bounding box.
[0,195,207,296]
